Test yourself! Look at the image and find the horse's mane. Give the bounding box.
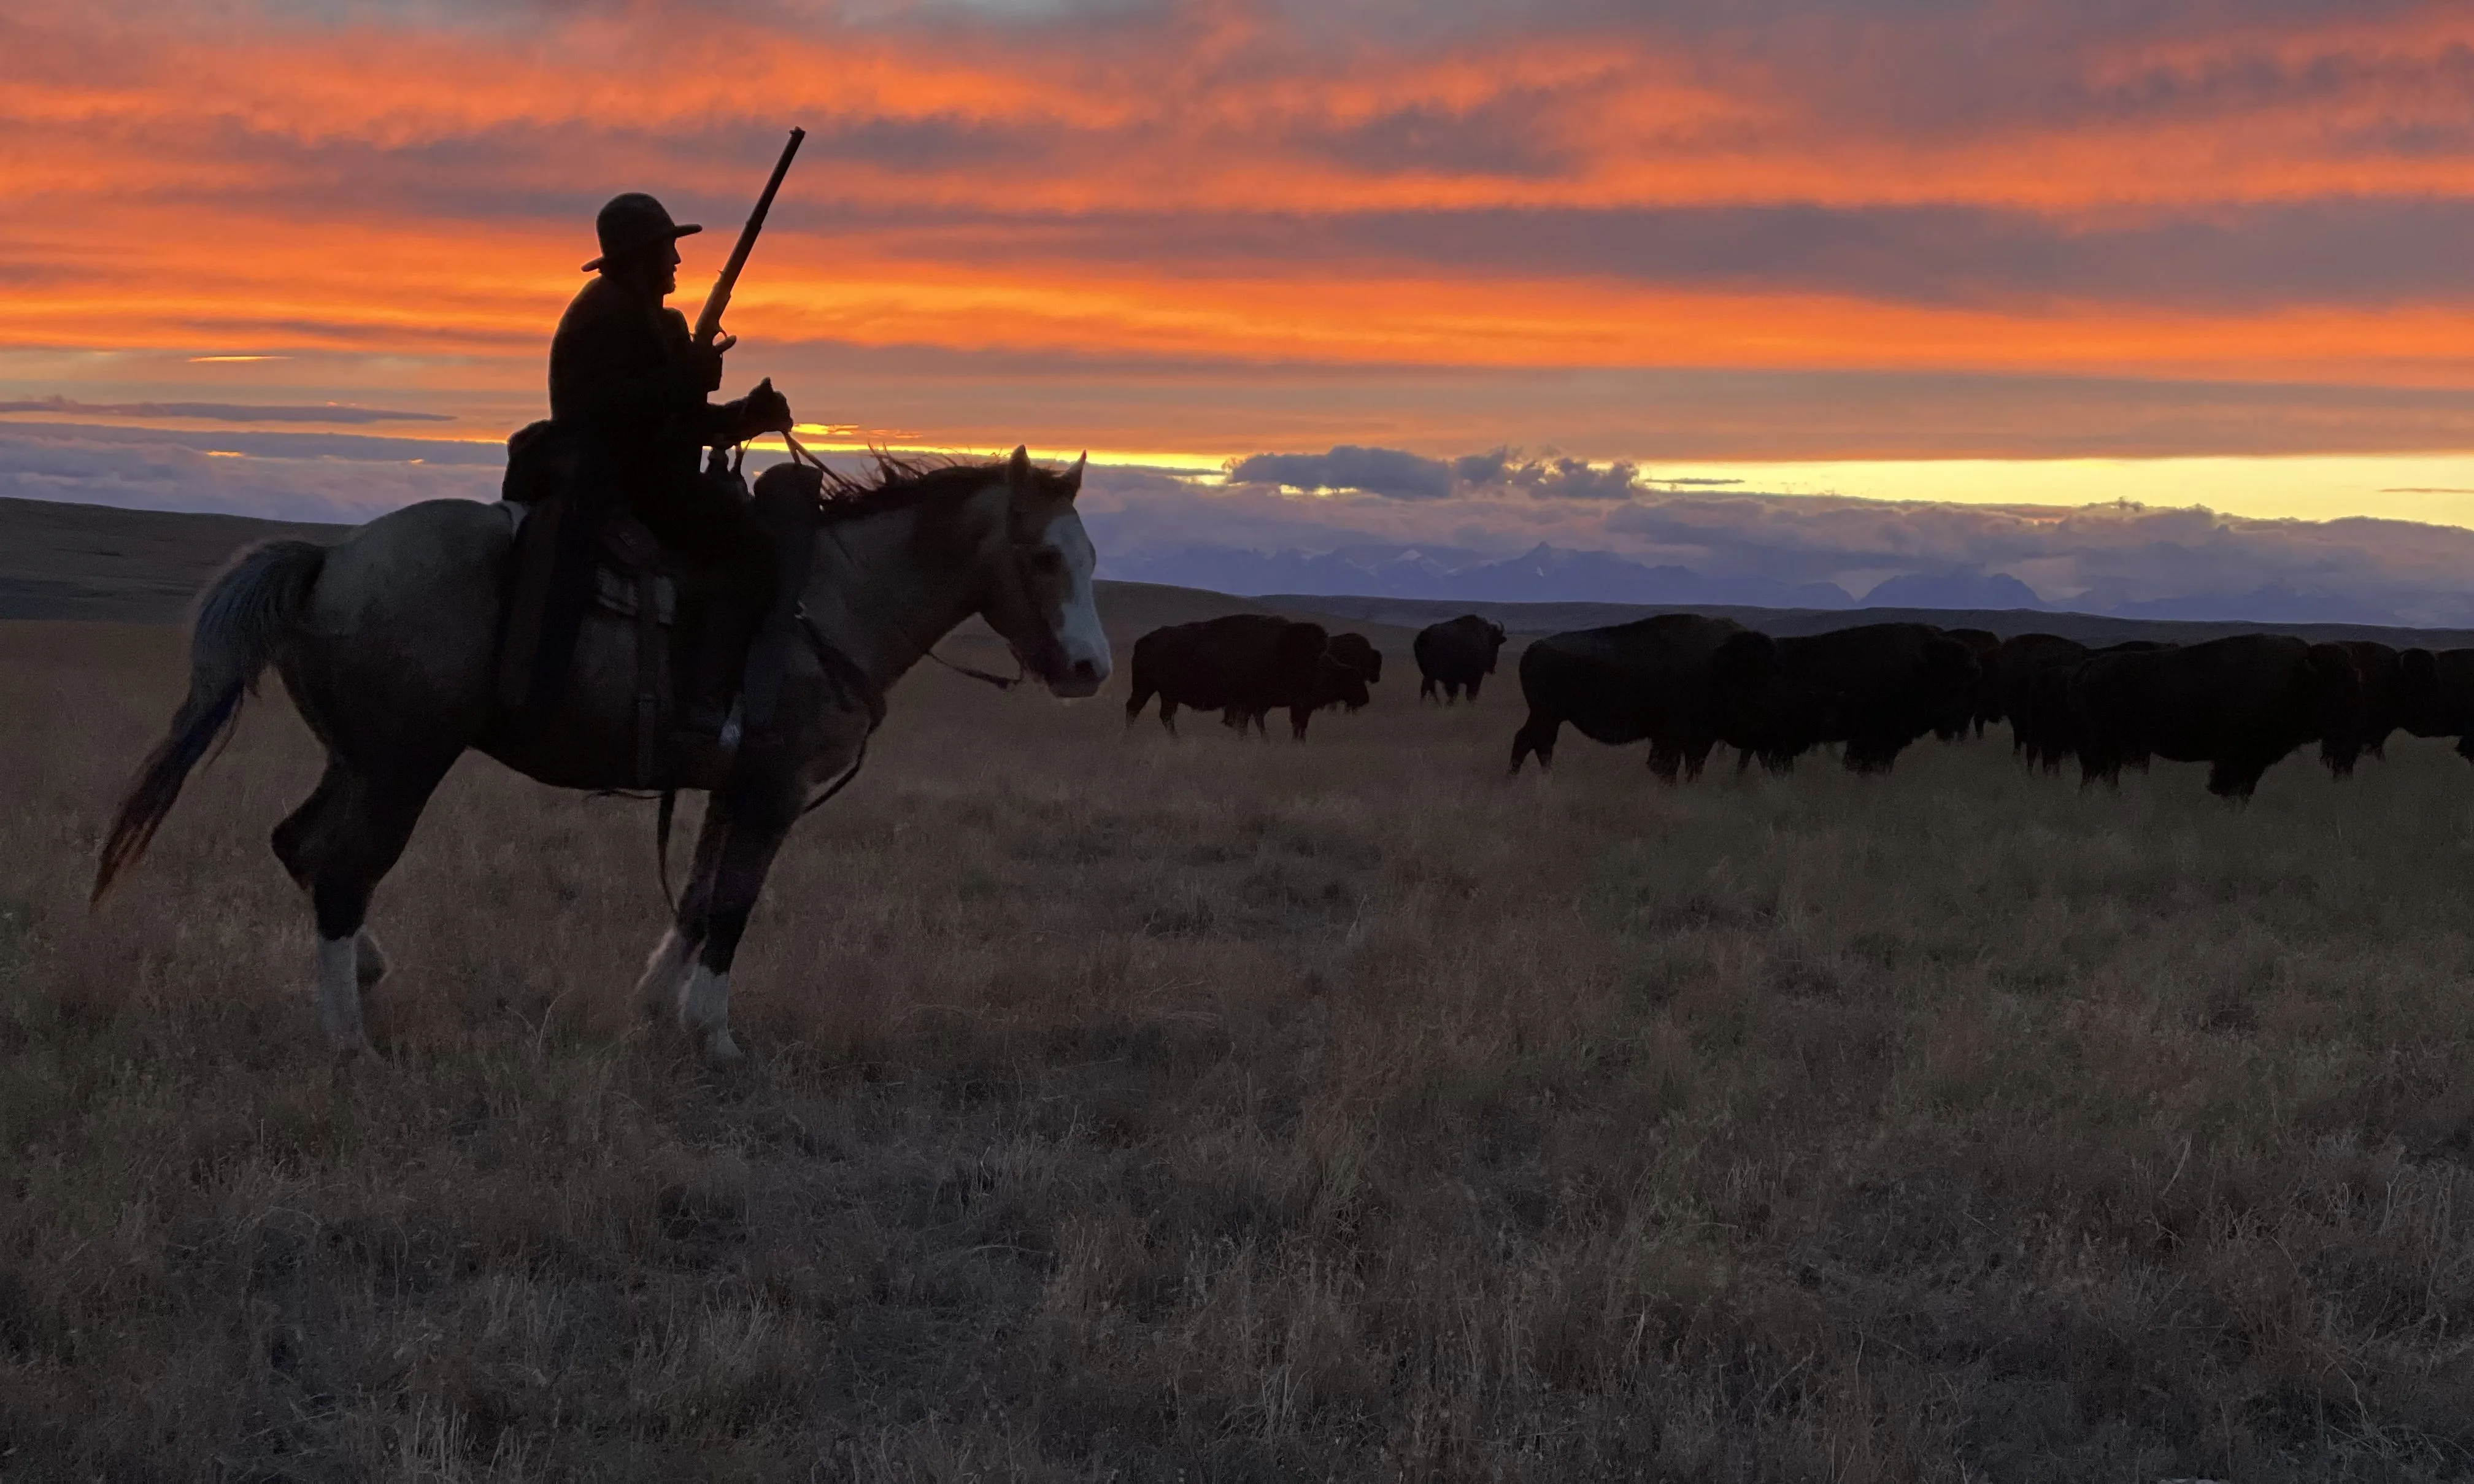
[809,452,1075,523]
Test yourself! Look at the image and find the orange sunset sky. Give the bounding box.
[4,0,2474,530]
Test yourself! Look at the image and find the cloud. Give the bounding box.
[1453,447,1642,500]
[0,420,503,464]
[1227,445,1455,499]
[17,419,2474,625]
[1081,450,2474,626]
[1230,443,1647,501]
[0,425,498,523]
[0,396,452,425]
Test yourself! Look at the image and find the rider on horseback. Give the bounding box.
[542,191,796,731]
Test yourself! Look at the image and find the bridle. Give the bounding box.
[780,431,1042,694]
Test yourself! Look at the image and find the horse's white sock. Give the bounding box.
[634,927,697,1018]
[316,936,368,1053]
[679,964,739,1061]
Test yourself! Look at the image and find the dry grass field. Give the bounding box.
[9,610,2474,1482]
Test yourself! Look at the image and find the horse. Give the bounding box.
[90,447,1109,1062]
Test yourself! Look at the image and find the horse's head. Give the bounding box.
[979,446,1111,698]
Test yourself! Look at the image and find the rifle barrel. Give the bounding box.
[694,127,805,346]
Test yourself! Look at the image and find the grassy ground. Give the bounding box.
[6,618,2474,1482]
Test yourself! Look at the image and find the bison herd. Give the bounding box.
[1513,616,2473,799]
[1125,609,2474,801]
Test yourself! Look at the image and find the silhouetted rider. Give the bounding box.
[547,192,793,729]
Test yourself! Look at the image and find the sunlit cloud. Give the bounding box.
[0,395,452,424]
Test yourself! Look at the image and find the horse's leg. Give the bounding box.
[634,795,733,1020]
[676,779,801,1063]
[1158,698,1179,736]
[282,750,457,1054]
[274,761,396,993]
[1290,704,1311,740]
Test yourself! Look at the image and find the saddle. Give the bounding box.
[495,494,692,785]
[494,436,834,786]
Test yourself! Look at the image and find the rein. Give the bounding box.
[926,648,1027,691]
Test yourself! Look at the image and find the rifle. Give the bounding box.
[693,127,806,348]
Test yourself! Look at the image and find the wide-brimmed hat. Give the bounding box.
[580,193,701,272]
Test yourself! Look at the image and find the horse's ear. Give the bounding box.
[1007,445,1031,487]
[1062,452,1086,498]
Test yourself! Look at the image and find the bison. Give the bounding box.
[2067,634,2362,799]
[1327,632,1382,686]
[1125,615,1369,741]
[1224,628,1381,739]
[2396,647,2474,764]
[2003,639,2179,772]
[1711,623,1981,774]
[1414,615,1509,702]
[2319,640,2438,777]
[1985,634,2090,768]
[1941,628,2002,739]
[1508,614,1747,780]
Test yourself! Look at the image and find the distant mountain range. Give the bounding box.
[1103,540,2445,626]
[1114,542,1859,609]
[1112,541,2049,613]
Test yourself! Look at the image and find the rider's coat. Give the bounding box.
[549,274,749,518]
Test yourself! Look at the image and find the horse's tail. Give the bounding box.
[92,539,328,904]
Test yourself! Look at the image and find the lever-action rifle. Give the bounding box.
[693,127,806,348]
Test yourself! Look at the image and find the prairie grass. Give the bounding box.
[6,618,2474,1481]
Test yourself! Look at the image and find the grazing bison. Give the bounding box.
[1711,622,1981,774]
[2397,647,2474,763]
[1985,634,2089,766]
[1224,628,1381,739]
[1509,614,1748,780]
[2010,639,2178,773]
[1414,615,1509,702]
[2068,634,2362,799]
[2320,640,2438,776]
[1327,632,1382,686]
[1126,615,1369,740]
[1942,628,2002,739]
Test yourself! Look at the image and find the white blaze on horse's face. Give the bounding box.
[996,448,1112,699]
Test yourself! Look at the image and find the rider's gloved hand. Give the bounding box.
[683,338,729,394]
[743,378,795,435]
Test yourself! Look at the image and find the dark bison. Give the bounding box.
[2319,640,2437,776]
[1942,628,2002,739]
[1711,623,1981,774]
[1126,615,1370,741]
[1984,633,2089,766]
[2397,648,2474,764]
[1327,632,1382,686]
[1414,615,1509,702]
[1508,614,1748,780]
[1223,629,1381,738]
[2068,634,2362,799]
[2007,639,2178,772]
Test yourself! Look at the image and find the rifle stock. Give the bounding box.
[693,127,805,347]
